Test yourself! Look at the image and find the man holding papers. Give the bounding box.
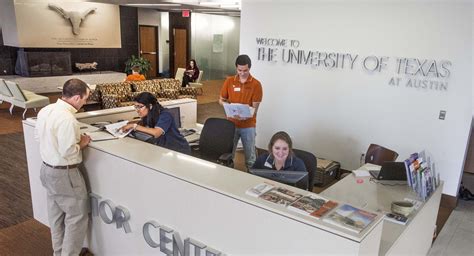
[35,79,91,256]
[219,54,263,169]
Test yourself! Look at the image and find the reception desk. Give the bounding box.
[321,164,443,256]
[23,107,385,255]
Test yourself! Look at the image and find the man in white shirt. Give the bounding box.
[35,78,91,256]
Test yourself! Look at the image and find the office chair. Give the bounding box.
[365,143,399,165]
[293,149,317,191]
[191,118,235,167]
[175,68,185,82]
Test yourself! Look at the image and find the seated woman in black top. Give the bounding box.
[182,59,200,87]
[121,92,191,154]
[252,131,306,172]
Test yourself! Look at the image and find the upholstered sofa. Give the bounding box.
[91,79,197,109]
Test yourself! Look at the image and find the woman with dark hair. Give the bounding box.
[182,59,200,87]
[121,92,191,154]
[252,131,306,172]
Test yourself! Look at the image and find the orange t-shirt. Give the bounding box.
[126,74,146,81]
[220,74,263,128]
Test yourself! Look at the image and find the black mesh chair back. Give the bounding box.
[293,149,317,191]
[197,118,235,165]
[365,144,399,166]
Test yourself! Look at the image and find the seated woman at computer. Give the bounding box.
[252,131,306,172]
[182,59,199,87]
[120,92,191,154]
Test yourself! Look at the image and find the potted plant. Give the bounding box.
[124,55,151,76]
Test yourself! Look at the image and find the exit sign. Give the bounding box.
[182,10,190,17]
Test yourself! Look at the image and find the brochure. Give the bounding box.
[223,103,255,118]
[287,194,338,218]
[323,204,378,233]
[245,183,274,197]
[86,120,132,141]
[259,187,303,207]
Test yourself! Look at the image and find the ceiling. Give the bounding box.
[95,0,241,17]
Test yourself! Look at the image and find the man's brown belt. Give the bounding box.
[43,162,80,169]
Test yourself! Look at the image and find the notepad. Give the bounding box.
[352,170,370,177]
[87,131,118,141]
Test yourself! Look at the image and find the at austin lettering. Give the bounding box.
[388,77,448,91]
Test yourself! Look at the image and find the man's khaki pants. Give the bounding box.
[40,164,89,256]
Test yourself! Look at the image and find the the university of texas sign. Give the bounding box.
[255,37,451,91]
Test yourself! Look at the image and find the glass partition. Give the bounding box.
[191,13,240,80]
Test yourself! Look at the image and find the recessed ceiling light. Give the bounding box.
[199,2,222,6]
[124,4,182,7]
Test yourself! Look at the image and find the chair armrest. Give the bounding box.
[189,142,199,147]
[219,153,232,163]
[188,82,202,88]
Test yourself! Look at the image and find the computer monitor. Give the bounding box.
[249,169,308,190]
[167,107,182,128]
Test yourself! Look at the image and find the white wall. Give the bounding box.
[0,0,19,46]
[191,13,240,80]
[137,9,170,74]
[240,0,473,196]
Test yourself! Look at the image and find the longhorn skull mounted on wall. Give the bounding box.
[48,4,96,35]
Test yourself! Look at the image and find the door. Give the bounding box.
[173,28,187,76]
[139,25,158,78]
[463,124,474,174]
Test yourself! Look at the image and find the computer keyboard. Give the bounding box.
[180,129,195,137]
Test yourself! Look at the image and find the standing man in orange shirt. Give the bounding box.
[219,55,263,169]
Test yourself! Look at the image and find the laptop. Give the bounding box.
[249,169,308,190]
[369,162,407,181]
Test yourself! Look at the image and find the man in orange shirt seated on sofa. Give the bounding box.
[125,66,146,81]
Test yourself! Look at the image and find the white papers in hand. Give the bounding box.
[223,103,255,118]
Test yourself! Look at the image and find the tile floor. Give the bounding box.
[428,199,474,255]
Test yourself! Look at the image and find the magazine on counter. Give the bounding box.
[287,194,338,218]
[323,204,378,233]
[245,183,274,197]
[259,187,303,207]
[86,120,132,141]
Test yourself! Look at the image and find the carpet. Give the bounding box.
[197,101,226,124]
[0,132,33,229]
